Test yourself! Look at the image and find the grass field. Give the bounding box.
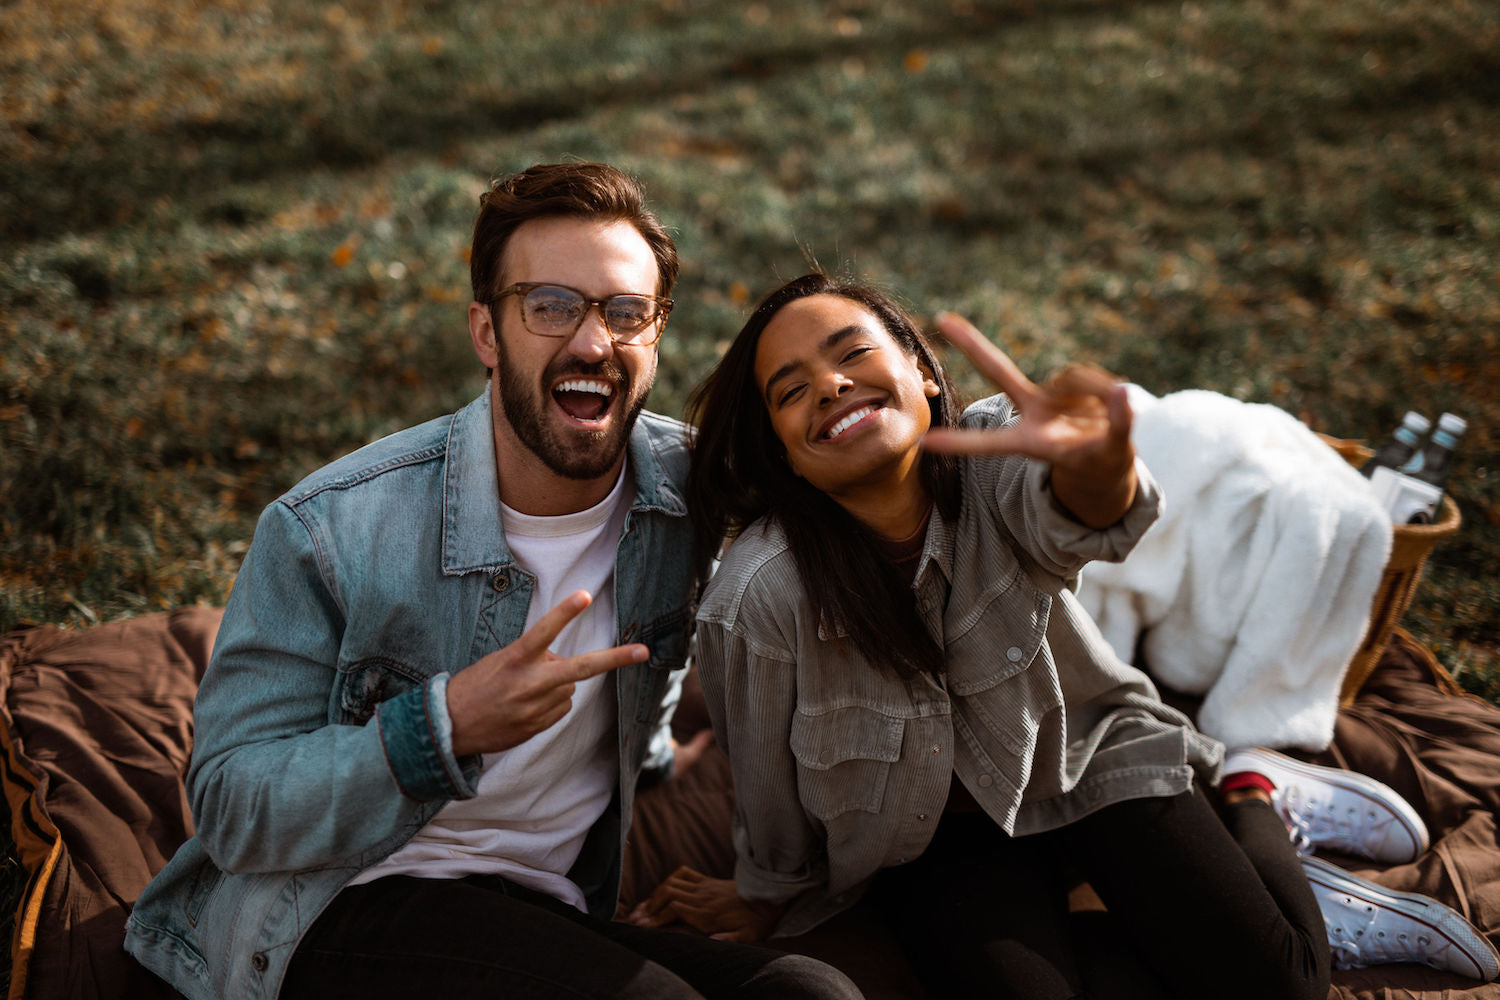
[2,0,1498,984]
[6,0,1497,687]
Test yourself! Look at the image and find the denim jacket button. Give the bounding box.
[251,952,268,972]
[490,573,508,592]
[1006,646,1023,662]
[977,773,994,788]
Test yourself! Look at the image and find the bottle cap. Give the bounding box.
[1437,412,1467,435]
[1401,411,1432,433]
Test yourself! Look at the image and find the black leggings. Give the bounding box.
[860,788,1330,1000]
[281,873,861,1000]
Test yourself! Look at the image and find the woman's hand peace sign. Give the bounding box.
[922,312,1140,529]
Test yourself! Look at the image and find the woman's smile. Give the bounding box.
[819,402,883,442]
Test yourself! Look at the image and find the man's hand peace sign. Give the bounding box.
[446,590,648,757]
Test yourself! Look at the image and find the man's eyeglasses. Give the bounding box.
[487,282,672,346]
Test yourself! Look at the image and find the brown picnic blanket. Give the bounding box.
[2,610,1498,1000]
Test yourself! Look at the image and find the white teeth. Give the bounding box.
[555,379,613,397]
[825,405,876,440]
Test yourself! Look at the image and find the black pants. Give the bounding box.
[281,873,861,1000]
[862,789,1331,1000]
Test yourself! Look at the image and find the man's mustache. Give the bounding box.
[545,359,628,388]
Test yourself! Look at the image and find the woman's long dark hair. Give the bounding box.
[686,272,964,678]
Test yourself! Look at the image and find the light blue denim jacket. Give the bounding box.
[124,388,694,1000]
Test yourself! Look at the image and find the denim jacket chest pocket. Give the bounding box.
[943,559,1061,758]
[334,656,427,725]
[790,706,905,821]
[626,603,690,723]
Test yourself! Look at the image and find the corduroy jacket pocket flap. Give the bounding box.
[946,569,1051,696]
[789,706,905,771]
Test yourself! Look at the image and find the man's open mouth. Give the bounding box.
[553,378,615,422]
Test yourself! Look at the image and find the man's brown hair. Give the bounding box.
[469,162,679,303]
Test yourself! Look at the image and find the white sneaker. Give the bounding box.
[1303,856,1500,981]
[1223,747,1428,864]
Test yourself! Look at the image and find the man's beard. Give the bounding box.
[495,338,652,481]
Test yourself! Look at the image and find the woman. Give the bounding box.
[628,272,1354,998]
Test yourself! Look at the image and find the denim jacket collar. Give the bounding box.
[625,413,689,518]
[441,388,687,576]
[441,389,508,576]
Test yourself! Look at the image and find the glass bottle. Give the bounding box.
[1360,411,1430,478]
[1402,412,1467,491]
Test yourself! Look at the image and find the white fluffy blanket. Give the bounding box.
[1076,387,1393,751]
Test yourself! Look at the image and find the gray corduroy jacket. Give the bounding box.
[694,394,1224,937]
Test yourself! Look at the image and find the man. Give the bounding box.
[125,162,859,1000]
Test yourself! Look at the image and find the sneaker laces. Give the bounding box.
[1278,785,1393,858]
[1282,792,1315,856]
[1327,901,1451,971]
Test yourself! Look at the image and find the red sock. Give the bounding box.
[1222,770,1276,796]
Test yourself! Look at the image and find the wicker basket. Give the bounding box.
[1321,436,1463,703]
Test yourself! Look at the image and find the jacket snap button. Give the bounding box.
[1006,646,1023,662]
[977,774,994,788]
[251,952,268,972]
[491,573,508,592]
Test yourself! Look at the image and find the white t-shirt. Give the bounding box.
[349,470,632,911]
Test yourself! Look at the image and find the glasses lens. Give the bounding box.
[521,286,586,334]
[603,295,659,338]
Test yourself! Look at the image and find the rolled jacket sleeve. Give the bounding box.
[376,671,480,802]
[1026,454,1163,566]
[962,395,1164,579]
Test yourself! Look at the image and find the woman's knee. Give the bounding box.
[741,953,864,1000]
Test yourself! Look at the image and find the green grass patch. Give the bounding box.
[5,0,1497,665]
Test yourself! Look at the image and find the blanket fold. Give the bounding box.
[1077,387,1393,751]
[11,613,1500,1000]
